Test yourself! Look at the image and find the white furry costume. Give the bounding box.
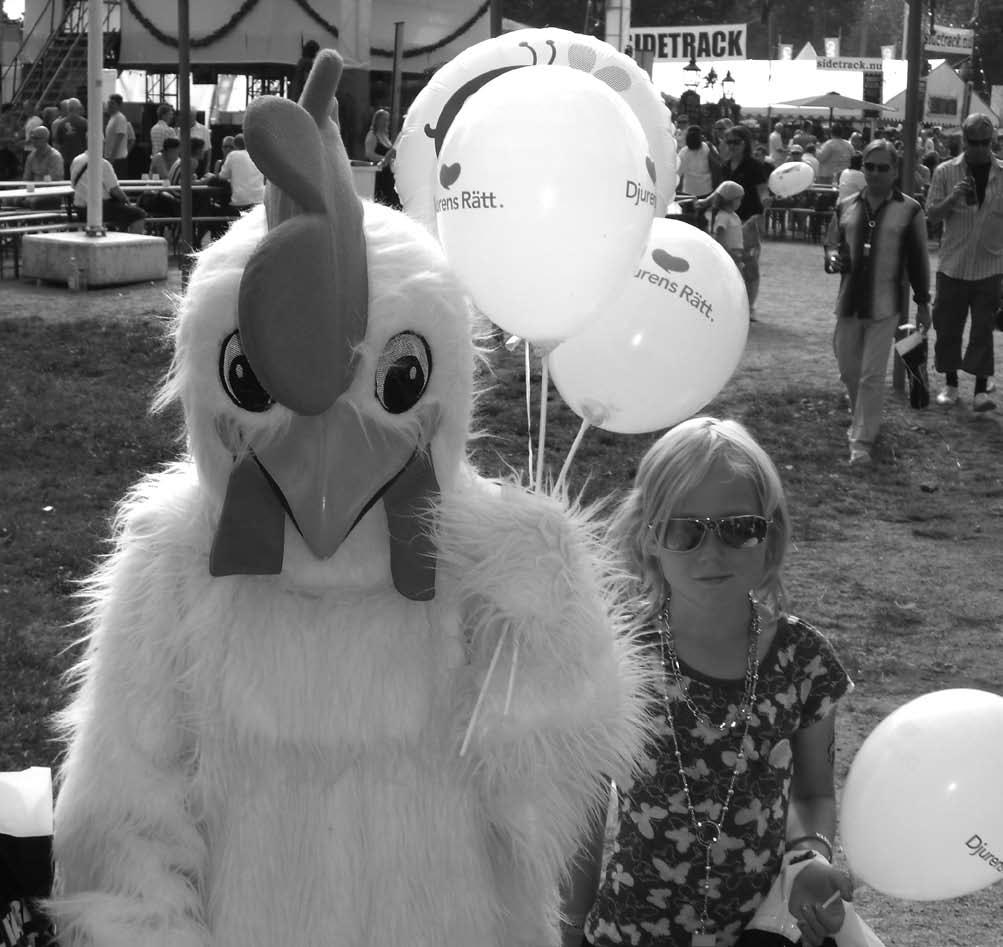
[50,52,650,947]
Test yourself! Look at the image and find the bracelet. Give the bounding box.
[787,832,833,860]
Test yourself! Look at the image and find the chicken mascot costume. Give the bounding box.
[49,50,650,947]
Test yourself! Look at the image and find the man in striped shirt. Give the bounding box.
[926,113,1003,411]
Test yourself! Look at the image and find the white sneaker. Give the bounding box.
[973,392,996,412]
[849,447,872,466]
[986,378,997,394]
[936,386,959,406]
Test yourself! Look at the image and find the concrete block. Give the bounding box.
[21,231,168,288]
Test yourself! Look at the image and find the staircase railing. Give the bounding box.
[0,0,57,104]
[4,0,117,114]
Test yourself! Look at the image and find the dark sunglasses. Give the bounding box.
[724,137,742,143]
[648,515,772,553]
[965,138,993,146]
[863,162,893,172]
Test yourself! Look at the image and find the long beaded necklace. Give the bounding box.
[657,594,761,946]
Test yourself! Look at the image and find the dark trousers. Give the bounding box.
[73,200,146,231]
[932,271,1000,378]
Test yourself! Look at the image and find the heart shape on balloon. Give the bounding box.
[652,248,689,273]
[439,163,462,189]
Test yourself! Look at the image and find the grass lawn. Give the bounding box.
[1,238,1001,945]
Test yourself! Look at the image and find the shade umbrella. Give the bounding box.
[774,91,895,126]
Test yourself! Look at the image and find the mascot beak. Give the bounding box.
[210,401,441,602]
[254,401,440,560]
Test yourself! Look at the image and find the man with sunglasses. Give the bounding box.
[824,139,931,465]
[925,112,1002,410]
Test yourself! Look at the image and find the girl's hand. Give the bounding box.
[789,859,854,946]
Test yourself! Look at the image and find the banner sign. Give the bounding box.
[816,56,885,71]
[628,24,747,62]
[862,69,883,117]
[924,25,974,55]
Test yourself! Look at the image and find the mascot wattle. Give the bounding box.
[49,50,650,947]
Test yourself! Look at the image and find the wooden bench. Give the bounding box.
[0,221,87,279]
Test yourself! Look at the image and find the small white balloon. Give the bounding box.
[841,688,1003,901]
[769,161,815,198]
[434,65,656,344]
[549,218,749,434]
[838,169,867,201]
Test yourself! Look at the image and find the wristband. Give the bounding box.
[786,832,833,861]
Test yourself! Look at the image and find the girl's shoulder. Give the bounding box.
[772,614,854,707]
[775,613,832,652]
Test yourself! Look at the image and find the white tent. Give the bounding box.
[653,58,910,115]
[882,61,999,126]
[117,0,493,73]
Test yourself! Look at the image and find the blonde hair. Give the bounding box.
[608,416,790,623]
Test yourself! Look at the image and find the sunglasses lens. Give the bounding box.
[718,515,770,548]
[657,519,706,551]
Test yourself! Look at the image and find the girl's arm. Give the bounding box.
[560,781,610,947]
[787,711,853,947]
[787,710,838,850]
[363,130,381,163]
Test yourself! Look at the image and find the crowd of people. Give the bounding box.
[1,93,272,244]
[676,112,1002,466]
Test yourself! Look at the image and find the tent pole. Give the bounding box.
[901,0,922,198]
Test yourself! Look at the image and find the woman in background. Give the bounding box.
[677,125,717,199]
[364,108,400,209]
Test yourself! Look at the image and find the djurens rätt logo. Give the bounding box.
[966,835,1003,872]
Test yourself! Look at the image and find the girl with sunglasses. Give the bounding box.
[564,417,853,947]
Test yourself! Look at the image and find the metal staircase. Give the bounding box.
[2,0,120,114]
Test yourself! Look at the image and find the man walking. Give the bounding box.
[925,113,1001,411]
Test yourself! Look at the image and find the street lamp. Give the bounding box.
[722,70,736,101]
[683,54,701,90]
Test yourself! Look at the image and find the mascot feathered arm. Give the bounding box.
[440,480,653,941]
[50,472,211,947]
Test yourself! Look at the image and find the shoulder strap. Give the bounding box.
[71,158,88,188]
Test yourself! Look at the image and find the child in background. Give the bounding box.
[563,417,854,947]
[704,180,746,272]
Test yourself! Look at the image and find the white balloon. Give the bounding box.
[841,688,1003,901]
[769,161,815,198]
[838,169,867,201]
[395,27,676,235]
[435,66,655,344]
[549,218,749,434]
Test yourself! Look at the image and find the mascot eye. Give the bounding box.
[375,332,432,414]
[219,331,274,412]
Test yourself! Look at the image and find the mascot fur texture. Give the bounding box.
[49,50,651,947]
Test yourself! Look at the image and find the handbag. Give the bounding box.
[894,325,930,409]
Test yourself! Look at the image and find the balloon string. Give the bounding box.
[459,624,509,758]
[535,355,549,493]
[554,417,591,496]
[524,340,535,490]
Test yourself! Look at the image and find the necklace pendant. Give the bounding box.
[691,933,716,946]
[695,819,721,846]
